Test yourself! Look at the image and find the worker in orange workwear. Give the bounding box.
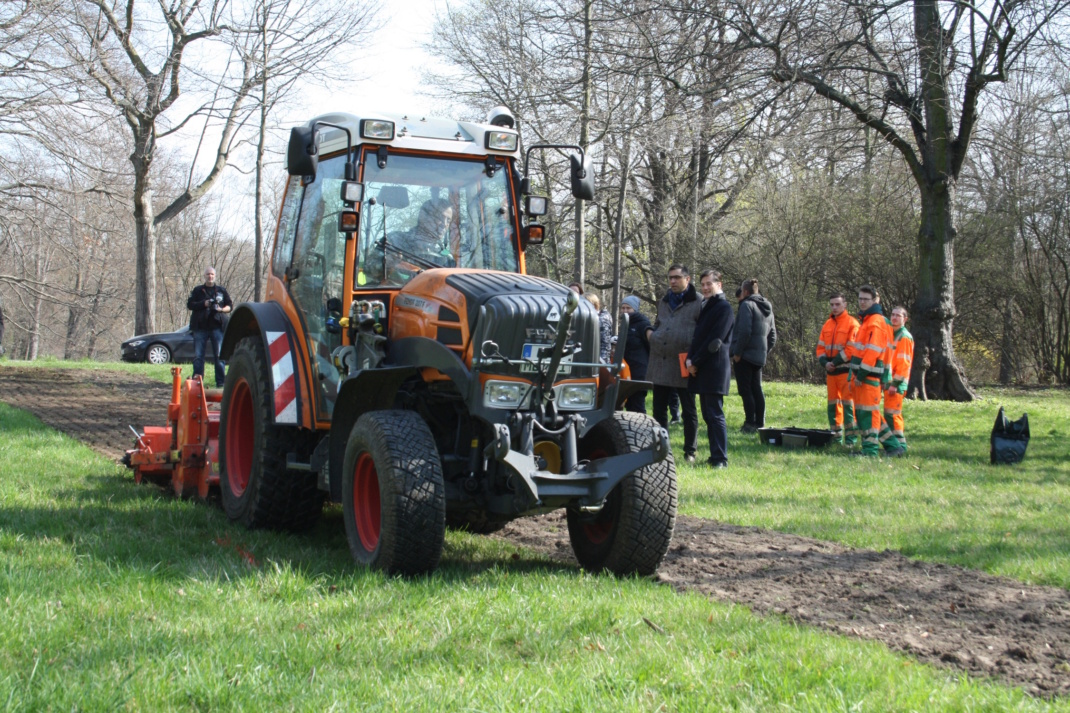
[817,292,860,445]
[881,305,914,452]
[847,285,904,457]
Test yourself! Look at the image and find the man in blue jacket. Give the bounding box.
[187,266,233,386]
[686,270,734,468]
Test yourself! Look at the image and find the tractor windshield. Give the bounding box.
[355,152,518,288]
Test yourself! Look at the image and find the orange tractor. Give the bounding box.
[126,107,677,575]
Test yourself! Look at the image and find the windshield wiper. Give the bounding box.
[377,238,439,271]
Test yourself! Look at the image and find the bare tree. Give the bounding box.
[246,0,377,299]
[42,0,261,335]
[698,0,1070,399]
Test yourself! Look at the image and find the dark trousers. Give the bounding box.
[668,388,681,419]
[699,393,728,465]
[734,359,766,428]
[193,328,226,387]
[624,389,648,414]
[652,385,698,456]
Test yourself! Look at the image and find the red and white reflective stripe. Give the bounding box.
[266,331,297,424]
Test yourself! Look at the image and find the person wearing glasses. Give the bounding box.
[846,285,904,457]
[646,264,702,463]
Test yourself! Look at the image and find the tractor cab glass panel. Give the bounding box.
[290,154,347,418]
[355,152,518,288]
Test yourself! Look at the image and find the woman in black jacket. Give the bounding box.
[730,278,777,433]
[619,295,652,413]
[686,270,734,468]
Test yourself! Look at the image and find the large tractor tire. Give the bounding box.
[219,336,324,532]
[342,410,446,575]
[567,411,677,576]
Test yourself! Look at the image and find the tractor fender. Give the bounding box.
[221,302,304,427]
[327,366,418,502]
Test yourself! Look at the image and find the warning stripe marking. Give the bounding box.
[266,330,298,424]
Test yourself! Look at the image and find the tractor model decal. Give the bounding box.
[266,330,298,424]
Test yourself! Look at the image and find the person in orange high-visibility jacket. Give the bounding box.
[846,285,900,457]
[816,292,860,445]
[881,305,914,451]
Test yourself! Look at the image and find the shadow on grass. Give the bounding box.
[3,469,579,586]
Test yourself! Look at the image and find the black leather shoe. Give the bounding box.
[684,453,696,463]
[706,459,728,468]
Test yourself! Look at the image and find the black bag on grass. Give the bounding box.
[990,406,1029,465]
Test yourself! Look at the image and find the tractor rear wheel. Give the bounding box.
[342,410,445,575]
[566,412,677,576]
[219,336,323,531]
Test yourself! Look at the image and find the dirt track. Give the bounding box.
[2,365,1069,697]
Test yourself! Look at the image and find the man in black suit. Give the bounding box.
[686,270,735,468]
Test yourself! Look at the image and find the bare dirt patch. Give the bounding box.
[2,365,1069,696]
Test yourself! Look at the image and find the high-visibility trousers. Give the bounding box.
[883,390,906,449]
[852,382,887,456]
[827,372,856,443]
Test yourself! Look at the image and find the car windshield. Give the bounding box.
[354,152,518,288]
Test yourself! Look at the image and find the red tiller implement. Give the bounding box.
[124,366,221,498]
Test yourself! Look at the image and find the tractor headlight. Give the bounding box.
[485,130,518,152]
[484,380,531,409]
[556,383,597,410]
[360,119,395,140]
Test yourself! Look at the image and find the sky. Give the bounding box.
[282,0,449,125]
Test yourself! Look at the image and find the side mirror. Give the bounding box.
[287,126,318,178]
[569,153,595,201]
[525,195,548,217]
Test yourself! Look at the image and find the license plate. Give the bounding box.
[520,343,572,373]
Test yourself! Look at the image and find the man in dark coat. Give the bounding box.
[619,295,652,413]
[730,278,777,433]
[646,264,703,462]
[687,269,734,468]
[187,266,233,386]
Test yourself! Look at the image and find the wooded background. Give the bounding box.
[2,0,1068,396]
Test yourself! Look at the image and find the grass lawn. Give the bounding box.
[2,395,1067,709]
[673,381,1070,589]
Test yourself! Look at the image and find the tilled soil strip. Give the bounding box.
[1,365,1068,696]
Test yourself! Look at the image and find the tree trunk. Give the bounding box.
[572,0,592,286]
[132,152,157,336]
[907,180,975,401]
[254,99,267,302]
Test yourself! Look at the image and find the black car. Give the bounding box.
[120,325,217,365]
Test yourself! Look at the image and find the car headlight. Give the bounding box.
[126,340,145,348]
[484,380,531,409]
[556,383,597,410]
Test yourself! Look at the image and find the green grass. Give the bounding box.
[1,402,1065,710]
[1,356,179,383]
[672,381,1070,588]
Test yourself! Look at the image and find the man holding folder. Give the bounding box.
[646,264,702,462]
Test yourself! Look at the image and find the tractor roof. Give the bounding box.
[300,111,520,161]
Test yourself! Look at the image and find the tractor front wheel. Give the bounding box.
[567,412,677,576]
[219,336,323,531]
[342,410,445,575]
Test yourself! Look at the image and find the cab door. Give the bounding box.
[289,154,347,419]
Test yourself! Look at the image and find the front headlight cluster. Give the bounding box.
[556,383,597,410]
[484,380,532,409]
[126,340,145,348]
[483,380,598,411]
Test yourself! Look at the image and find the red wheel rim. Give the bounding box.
[225,378,254,497]
[353,453,381,551]
[583,447,613,544]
